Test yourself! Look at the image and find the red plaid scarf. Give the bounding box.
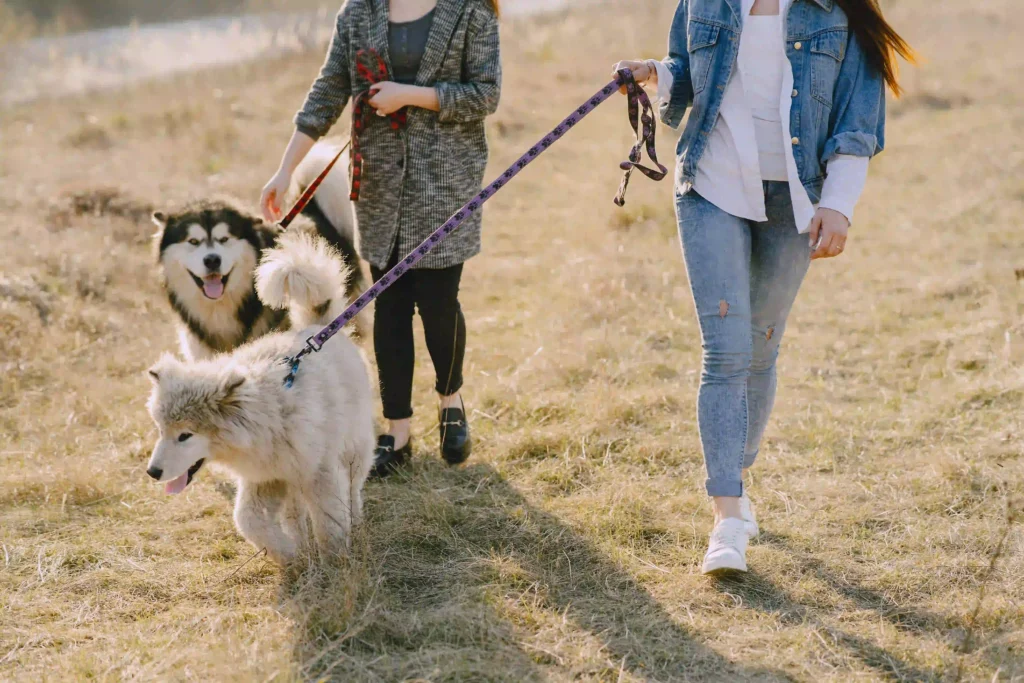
[350,49,407,202]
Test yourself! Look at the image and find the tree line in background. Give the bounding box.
[1,0,328,36]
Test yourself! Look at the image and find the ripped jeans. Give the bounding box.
[676,183,811,497]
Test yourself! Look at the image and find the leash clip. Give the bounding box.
[282,337,323,389]
[283,356,302,389]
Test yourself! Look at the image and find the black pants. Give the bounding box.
[371,260,466,420]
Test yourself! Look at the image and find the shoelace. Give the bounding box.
[711,523,743,548]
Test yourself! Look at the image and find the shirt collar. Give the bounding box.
[742,0,803,19]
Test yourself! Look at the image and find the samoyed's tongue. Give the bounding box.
[165,473,189,495]
[203,276,224,299]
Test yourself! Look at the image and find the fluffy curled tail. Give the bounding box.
[255,231,350,330]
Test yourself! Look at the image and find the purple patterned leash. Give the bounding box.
[283,69,666,386]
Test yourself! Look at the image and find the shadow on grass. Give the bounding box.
[284,462,793,682]
[710,530,948,682]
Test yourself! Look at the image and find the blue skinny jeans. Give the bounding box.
[676,182,811,497]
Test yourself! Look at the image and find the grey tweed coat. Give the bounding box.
[295,0,502,270]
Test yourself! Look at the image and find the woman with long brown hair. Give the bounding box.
[614,0,913,575]
[262,0,501,477]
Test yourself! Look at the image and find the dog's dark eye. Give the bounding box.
[188,238,201,246]
[217,237,230,244]
[178,433,193,443]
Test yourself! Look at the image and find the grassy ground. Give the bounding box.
[2,0,1023,680]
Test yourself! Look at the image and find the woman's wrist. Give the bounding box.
[644,60,660,85]
[408,84,440,112]
[278,129,317,177]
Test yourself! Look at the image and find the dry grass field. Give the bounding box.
[2,0,1023,680]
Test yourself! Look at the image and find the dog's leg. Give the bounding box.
[234,480,296,564]
[348,440,373,528]
[348,469,364,528]
[303,464,352,556]
[281,489,311,556]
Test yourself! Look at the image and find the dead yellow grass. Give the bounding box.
[2,0,1024,680]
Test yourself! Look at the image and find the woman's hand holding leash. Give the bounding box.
[808,207,849,259]
[368,81,409,115]
[368,81,440,115]
[261,169,292,221]
[261,130,317,222]
[611,60,658,94]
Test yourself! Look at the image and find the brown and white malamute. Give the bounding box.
[153,143,365,360]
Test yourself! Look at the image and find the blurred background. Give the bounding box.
[3,0,1022,680]
[0,0,566,105]
[1,0,335,105]
[1,0,326,33]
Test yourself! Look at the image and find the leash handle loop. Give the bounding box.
[613,68,668,207]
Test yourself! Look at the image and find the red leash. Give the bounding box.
[278,141,349,230]
[277,49,402,229]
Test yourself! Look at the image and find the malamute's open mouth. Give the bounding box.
[189,271,231,300]
[166,458,205,495]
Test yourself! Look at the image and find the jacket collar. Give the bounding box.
[730,0,835,27]
[365,0,468,86]
[415,0,467,86]
[805,0,834,11]
[365,0,393,77]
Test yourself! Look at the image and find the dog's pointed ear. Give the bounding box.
[151,211,169,230]
[216,370,246,407]
[147,353,180,384]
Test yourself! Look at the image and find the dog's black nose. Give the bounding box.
[203,254,221,271]
[146,466,163,481]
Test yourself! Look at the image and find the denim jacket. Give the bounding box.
[661,0,886,202]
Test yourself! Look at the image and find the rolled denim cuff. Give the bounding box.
[705,477,743,498]
[822,130,880,163]
[658,57,692,130]
[652,60,674,106]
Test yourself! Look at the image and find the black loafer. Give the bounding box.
[370,435,411,479]
[439,407,472,465]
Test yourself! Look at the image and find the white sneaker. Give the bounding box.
[740,493,759,538]
[701,518,748,575]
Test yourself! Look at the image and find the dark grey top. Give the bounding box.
[389,9,435,85]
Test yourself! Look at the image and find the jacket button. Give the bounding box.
[791,137,800,145]
[791,89,798,97]
[794,41,803,50]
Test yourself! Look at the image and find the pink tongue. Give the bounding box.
[203,277,225,299]
[165,473,189,495]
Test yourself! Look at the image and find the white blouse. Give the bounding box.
[654,0,868,232]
